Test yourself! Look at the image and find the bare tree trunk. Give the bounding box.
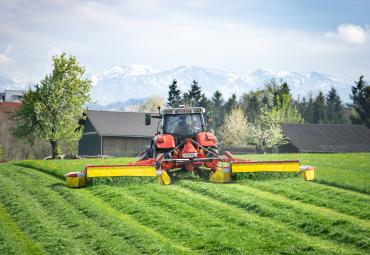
[50,140,59,159]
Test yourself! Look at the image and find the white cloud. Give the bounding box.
[0,54,11,64]
[0,46,12,65]
[326,23,369,44]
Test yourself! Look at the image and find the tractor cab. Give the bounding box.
[144,106,218,163]
[161,107,206,139]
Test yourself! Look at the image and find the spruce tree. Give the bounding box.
[313,91,326,123]
[280,82,291,98]
[350,76,370,127]
[266,79,291,106]
[210,90,225,132]
[167,79,181,107]
[188,80,203,106]
[199,94,211,110]
[326,87,344,123]
[304,95,315,123]
[247,95,261,123]
[225,94,238,114]
[266,78,280,106]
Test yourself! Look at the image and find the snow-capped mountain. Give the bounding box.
[1,65,353,108]
[246,69,352,101]
[90,65,250,105]
[90,65,352,105]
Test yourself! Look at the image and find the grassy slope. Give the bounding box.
[0,153,368,254]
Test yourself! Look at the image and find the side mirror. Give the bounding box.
[145,113,151,125]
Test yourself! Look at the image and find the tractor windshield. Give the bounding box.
[163,114,203,136]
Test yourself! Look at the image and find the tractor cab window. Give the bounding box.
[164,114,203,136]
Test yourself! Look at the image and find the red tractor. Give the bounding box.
[142,106,220,179]
[66,106,315,187]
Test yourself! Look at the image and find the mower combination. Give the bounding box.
[66,106,314,188]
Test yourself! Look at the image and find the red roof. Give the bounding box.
[0,102,21,119]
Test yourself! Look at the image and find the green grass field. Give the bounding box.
[0,153,369,254]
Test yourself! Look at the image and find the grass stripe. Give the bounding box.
[92,184,362,254]
[239,178,370,220]
[0,173,92,254]
[233,183,370,227]
[0,202,45,255]
[74,189,194,254]
[179,180,370,252]
[3,164,193,255]
[0,166,143,255]
[92,185,296,254]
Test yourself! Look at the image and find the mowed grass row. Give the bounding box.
[179,180,370,251]
[0,164,190,255]
[0,203,44,255]
[237,153,370,193]
[240,178,370,220]
[91,184,362,254]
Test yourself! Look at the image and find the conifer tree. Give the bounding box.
[313,91,326,123]
[225,94,238,114]
[167,79,181,107]
[187,80,203,106]
[326,87,344,123]
[210,90,225,132]
[350,76,370,127]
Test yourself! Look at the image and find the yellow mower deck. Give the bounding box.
[65,159,314,188]
[86,165,157,178]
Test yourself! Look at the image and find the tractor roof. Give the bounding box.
[161,107,205,115]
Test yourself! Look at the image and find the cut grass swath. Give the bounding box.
[1,164,191,255]
[238,178,370,220]
[91,184,363,254]
[0,202,44,255]
[236,153,370,193]
[179,180,370,252]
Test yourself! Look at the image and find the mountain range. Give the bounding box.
[1,65,353,109]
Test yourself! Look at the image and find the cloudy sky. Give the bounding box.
[0,0,370,83]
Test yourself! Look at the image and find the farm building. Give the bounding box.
[0,102,21,119]
[78,110,159,157]
[279,123,370,153]
[0,90,24,102]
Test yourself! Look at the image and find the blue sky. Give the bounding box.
[0,0,369,83]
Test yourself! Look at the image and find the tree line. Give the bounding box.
[166,76,370,151]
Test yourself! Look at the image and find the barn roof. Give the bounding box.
[281,123,370,152]
[85,110,159,137]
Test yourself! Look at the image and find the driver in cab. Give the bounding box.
[176,116,192,136]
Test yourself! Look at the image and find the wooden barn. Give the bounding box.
[279,124,370,153]
[78,110,159,157]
